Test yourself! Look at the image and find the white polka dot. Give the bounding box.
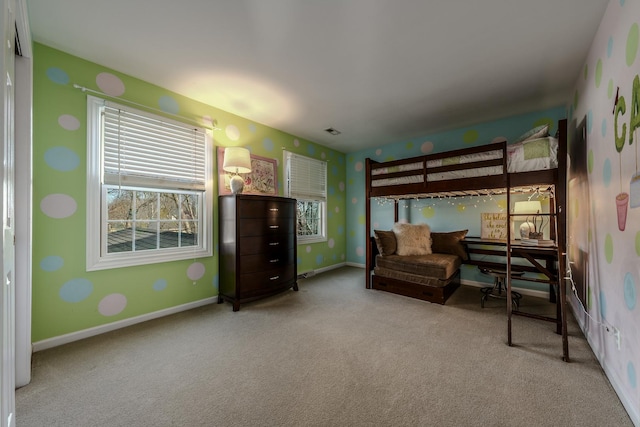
[335,206,339,213]
[306,246,312,253]
[225,124,240,141]
[376,149,382,156]
[294,139,300,147]
[339,182,345,191]
[40,194,77,218]
[421,141,434,154]
[352,197,358,204]
[58,114,80,131]
[356,246,364,257]
[328,238,335,249]
[187,262,205,281]
[96,72,125,96]
[355,162,363,172]
[98,293,127,316]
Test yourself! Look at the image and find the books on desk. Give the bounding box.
[519,238,555,247]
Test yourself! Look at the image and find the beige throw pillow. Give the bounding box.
[392,223,432,256]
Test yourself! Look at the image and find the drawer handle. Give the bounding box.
[269,208,279,212]
[269,242,279,246]
[270,275,280,281]
[269,225,279,229]
[270,259,279,263]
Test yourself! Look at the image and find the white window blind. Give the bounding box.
[102,100,207,191]
[284,151,327,200]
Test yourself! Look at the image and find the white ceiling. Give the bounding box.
[26,0,608,153]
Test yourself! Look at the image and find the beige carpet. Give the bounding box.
[16,267,632,426]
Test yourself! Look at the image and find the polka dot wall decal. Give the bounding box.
[58,114,80,131]
[59,278,93,303]
[627,23,639,67]
[463,130,479,144]
[376,149,382,156]
[588,150,594,173]
[306,246,312,253]
[352,197,357,204]
[46,67,69,85]
[40,194,77,219]
[356,247,364,257]
[153,278,168,291]
[316,254,323,265]
[623,272,636,310]
[604,234,614,264]
[338,225,344,235]
[40,256,64,272]
[350,230,355,238]
[212,275,219,289]
[96,72,125,97]
[603,158,612,187]
[629,362,637,389]
[249,123,257,133]
[421,141,434,154]
[294,139,300,147]
[339,182,345,192]
[373,222,379,228]
[601,118,607,138]
[599,290,607,319]
[608,36,614,58]
[307,145,315,155]
[332,165,338,176]
[496,199,507,210]
[595,59,603,88]
[328,238,335,249]
[406,142,414,150]
[45,147,80,172]
[456,204,466,212]
[348,178,354,186]
[358,215,365,225]
[334,206,339,213]
[98,293,127,316]
[187,262,205,281]
[225,124,240,141]
[421,207,434,218]
[338,156,344,165]
[263,137,274,151]
[158,95,179,115]
[355,162,363,172]
[329,187,335,196]
[608,79,614,99]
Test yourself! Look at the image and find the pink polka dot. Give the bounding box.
[96,72,125,96]
[355,162,363,172]
[58,114,80,131]
[376,149,382,156]
[40,194,77,218]
[339,182,345,191]
[306,246,312,253]
[356,247,364,257]
[294,139,300,147]
[352,197,358,204]
[328,238,335,248]
[98,293,127,316]
[421,141,434,154]
[187,262,205,281]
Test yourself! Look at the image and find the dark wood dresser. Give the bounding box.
[218,194,298,311]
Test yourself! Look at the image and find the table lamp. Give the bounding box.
[513,200,542,239]
[223,147,252,194]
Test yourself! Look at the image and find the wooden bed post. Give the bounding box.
[365,158,372,289]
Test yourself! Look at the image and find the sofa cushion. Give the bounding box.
[431,230,469,260]
[373,230,397,256]
[393,223,432,256]
[376,253,460,280]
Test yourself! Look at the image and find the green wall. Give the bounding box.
[32,43,346,342]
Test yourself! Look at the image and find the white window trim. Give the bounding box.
[283,150,327,244]
[86,96,213,271]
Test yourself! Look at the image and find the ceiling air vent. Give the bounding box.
[324,127,341,136]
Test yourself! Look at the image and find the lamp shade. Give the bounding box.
[513,200,541,214]
[223,147,252,174]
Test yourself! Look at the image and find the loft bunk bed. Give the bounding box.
[365,119,569,360]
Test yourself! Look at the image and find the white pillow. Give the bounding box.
[392,223,432,256]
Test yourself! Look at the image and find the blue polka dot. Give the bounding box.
[59,278,93,303]
[307,145,316,156]
[629,362,637,388]
[587,110,593,134]
[46,67,69,85]
[45,147,80,172]
[40,256,64,272]
[338,157,344,165]
[329,186,335,196]
[158,96,179,114]
[338,226,344,235]
[153,279,168,291]
[316,254,324,265]
[297,257,301,265]
[608,36,614,58]
[212,275,219,289]
[624,272,636,310]
[249,123,257,133]
[599,290,607,319]
[603,158,612,187]
[332,165,338,176]
[601,118,607,137]
[332,253,337,260]
[263,137,274,151]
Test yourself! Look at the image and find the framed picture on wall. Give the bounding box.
[217,147,278,196]
[481,212,508,240]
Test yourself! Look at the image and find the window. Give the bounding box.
[283,151,327,243]
[86,95,212,270]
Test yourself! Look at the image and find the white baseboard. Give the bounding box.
[299,262,347,278]
[346,262,365,268]
[32,297,218,352]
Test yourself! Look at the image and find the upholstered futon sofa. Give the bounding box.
[371,223,468,304]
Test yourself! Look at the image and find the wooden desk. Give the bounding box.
[461,237,569,361]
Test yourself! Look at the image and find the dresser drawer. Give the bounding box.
[239,234,295,255]
[239,264,296,296]
[239,217,295,237]
[239,199,295,219]
[242,249,295,273]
